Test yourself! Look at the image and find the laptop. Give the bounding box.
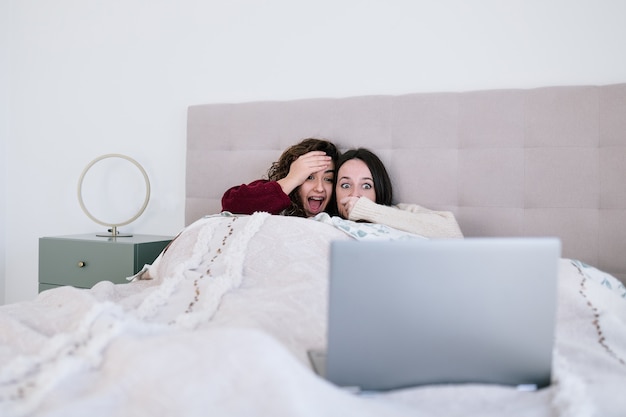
[308,238,561,392]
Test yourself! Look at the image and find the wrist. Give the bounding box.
[277,177,298,195]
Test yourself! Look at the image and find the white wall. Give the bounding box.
[1,0,10,303]
[3,0,626,304]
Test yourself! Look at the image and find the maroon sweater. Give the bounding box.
[221,180,292,215]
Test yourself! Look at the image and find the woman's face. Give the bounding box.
[336,159,376,202]
[297,163,335,217]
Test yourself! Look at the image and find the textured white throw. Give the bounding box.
[0,214,625,417]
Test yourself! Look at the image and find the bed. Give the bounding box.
[2,83,626,417]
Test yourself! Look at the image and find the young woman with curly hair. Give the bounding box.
[221,138,340,217]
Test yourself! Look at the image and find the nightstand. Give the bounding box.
[38,234,173,292]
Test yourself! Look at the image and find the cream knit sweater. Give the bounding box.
[348,197,464,239]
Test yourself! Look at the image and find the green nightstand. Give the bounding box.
[38,234,173,292]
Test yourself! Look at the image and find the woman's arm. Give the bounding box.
[348,198,464,238]
[221,179,291,215]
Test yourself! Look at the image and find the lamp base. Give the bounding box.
[97,227,133,238]
[96,232,133,238]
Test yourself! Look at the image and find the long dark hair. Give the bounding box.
[334,148,393,207]
[267,138,339,217]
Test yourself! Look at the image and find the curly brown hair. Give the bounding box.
[266,138,340,217]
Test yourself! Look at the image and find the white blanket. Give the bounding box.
[1,214,625,417]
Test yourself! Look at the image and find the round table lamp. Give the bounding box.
[77,153,151,237]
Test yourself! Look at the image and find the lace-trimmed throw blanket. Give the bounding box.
[0,213,625,417]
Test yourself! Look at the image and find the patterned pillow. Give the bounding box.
[312,213,427,241]
[570,259,626,299]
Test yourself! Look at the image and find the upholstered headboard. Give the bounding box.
[186,83,626,283]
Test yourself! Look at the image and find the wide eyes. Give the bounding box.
[339,182,372,190]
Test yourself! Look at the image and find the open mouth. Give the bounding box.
[307,196,325,213]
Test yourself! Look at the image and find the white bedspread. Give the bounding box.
[1,213,625,417]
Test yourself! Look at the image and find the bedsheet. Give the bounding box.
[1,213,625,417]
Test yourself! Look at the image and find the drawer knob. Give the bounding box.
[77,261,86,268]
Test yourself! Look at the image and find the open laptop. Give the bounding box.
[308,238,561,392]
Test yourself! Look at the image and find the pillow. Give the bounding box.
[312,213,427,241]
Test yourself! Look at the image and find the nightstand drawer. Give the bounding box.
[40,240,135,288]
[39,234,172,291]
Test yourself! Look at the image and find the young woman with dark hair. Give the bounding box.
[334,148,463,238]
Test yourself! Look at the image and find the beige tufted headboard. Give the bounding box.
[186,83,626,283]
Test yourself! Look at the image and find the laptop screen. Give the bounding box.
[314,238,560,392]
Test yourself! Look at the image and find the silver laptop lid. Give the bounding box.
[323,238,560,392]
